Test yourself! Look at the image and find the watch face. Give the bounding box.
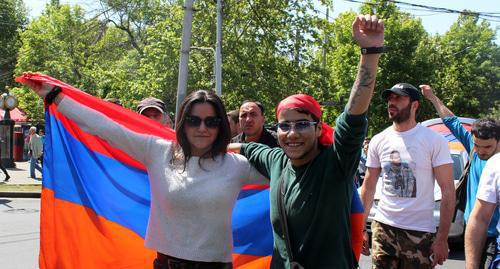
[5,96,17,110]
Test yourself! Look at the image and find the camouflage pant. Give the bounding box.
[371,220,434,269]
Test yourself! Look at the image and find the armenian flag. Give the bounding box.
[16,73,362,269]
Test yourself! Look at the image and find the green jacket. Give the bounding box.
[241,111,367,269]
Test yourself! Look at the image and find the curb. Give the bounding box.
[0,192,41,198]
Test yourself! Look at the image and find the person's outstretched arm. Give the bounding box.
[227,143,242,154]
[21,79,153,164]
[347,14,385,115]
[420,84,454,118]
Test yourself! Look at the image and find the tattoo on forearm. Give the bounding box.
[348,64,375,111]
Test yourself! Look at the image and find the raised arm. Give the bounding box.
[347,14,385,115]
[420,84,454,118]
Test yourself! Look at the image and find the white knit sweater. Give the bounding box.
[58,97,268,262]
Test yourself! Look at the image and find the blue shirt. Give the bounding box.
[443,116,498,237]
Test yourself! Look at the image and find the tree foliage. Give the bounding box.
[10,0,499,127]
[0,0,27,92]
[323,1,431,134]
[427,14,499,120]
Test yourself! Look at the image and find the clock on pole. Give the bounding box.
[0,91,18,168]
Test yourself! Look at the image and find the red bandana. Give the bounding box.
[276,94,334,145]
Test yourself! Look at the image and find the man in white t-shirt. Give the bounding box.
[465,136,500,269]
[360,83,455,268]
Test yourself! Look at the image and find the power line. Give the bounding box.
[342,0,500,21]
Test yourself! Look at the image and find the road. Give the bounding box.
[0,198,40,269]
[0,198,465,269]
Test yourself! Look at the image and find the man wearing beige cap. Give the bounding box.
[137,97,172,128]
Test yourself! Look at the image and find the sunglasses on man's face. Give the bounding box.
[276,121,318,132]
[185,116,221,128]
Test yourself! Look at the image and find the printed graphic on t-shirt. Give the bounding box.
[382,150,417,198]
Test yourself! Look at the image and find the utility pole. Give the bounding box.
[175,0,194,126]
[215,0,223,96]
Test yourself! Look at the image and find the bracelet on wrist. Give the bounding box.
[45,86,62,105]
[361,46,385,55]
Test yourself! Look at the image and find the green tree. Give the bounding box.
[97,0,166,57]
[17,0,496,131]
[428,14,499,119]
[15,4,111,121]
[322,1,431,134]
[128,4,183,110]
[132,0,330,121]
[218,0,326,120]
[0,0,27,92]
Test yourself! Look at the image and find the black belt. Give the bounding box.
[154,253,232,269]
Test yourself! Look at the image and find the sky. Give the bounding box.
[23,0,499,42]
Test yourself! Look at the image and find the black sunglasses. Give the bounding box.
[276,121,318,132]
[185,115,221,128]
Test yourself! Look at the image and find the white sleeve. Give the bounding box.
[431,134,453,167]
[246,165,269,185]
[476,155,500,204]
[236,154,269,185]
[57,96,154,165]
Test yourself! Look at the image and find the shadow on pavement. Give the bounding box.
[0,198,14,208]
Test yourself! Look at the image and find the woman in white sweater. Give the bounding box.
[24,80,267,269]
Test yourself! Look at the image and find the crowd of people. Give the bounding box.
[14,13,500,269]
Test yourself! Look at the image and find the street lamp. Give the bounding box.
[0,91,18,168]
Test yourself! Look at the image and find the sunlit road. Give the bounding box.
[0,198,40,269]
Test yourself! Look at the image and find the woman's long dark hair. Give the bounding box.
[174,90,231,169]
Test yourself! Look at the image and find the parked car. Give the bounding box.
[360,117,475,241]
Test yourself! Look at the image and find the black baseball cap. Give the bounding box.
[382,83,421,101]
[137,97,167,114]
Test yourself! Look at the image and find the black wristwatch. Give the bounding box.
[361,47,385,55]
[45,86,62,105]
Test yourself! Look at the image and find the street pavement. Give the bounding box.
[0,161,42,198]
[0,198,40,269]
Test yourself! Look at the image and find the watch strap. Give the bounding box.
[361,46,385,55]
[45,86,62,105]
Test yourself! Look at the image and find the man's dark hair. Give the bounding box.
[471,118,500,140]
[241,100,265,115]
[227,110,239,124]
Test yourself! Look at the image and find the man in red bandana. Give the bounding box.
[229,14,384,268]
